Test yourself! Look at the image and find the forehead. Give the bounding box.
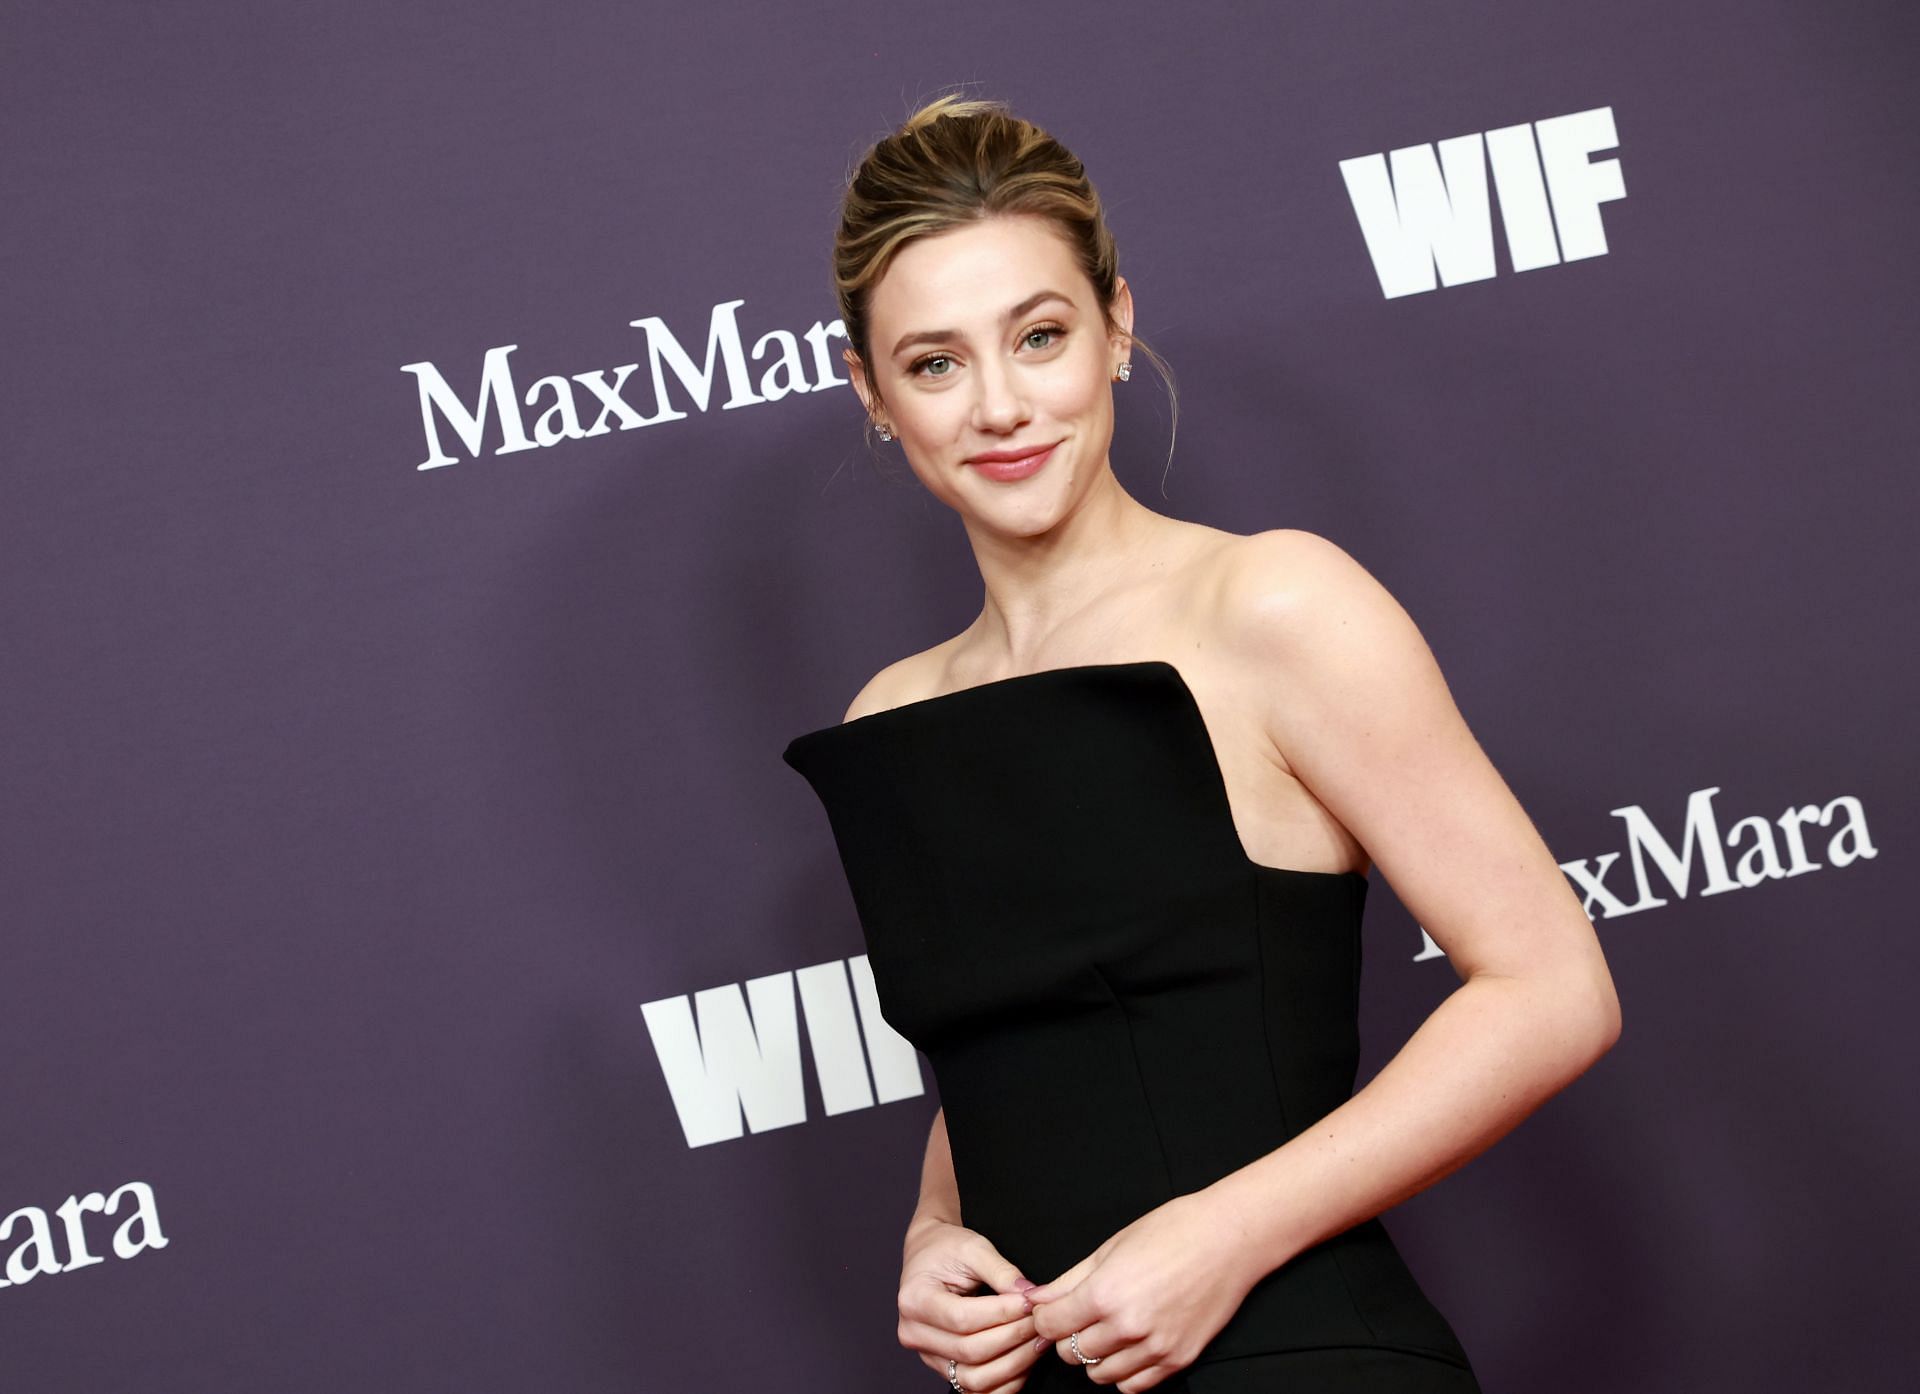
[869,215,1086,332]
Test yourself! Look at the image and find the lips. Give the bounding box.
[965,442,1059,482]
[966,442,1060,464]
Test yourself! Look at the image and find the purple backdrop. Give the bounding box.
[4,2,1914,1389]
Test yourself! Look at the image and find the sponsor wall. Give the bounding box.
[5,2,1913,1389]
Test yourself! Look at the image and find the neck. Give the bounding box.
[958,468,1167,664]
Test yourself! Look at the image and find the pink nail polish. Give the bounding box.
[1033,1335,1048,1350]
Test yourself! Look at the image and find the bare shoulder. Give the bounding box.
[840,657,918,724]
[839,642,959,724]
[1201,525,1451,790]
[1208,527,1409,652]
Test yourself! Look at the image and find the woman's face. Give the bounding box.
[846,214,1133,536]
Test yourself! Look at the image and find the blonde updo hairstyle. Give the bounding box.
[834,92,1177,470]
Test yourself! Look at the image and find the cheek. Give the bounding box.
[1058,359,1111,414]
[909,396,967,438]
[1056,378,1109,426]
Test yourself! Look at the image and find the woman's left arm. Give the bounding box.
[1200,527,1622,1284]
[1023,530,1621,1386]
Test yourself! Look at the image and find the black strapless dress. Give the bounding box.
[782,661,1480,1393]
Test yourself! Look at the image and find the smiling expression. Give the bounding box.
[846,214,1134,532]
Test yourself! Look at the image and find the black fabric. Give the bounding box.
[783,661,1479,1389]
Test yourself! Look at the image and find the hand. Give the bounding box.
[899,1215,1048,1394]
[1025,1191,1258,1391]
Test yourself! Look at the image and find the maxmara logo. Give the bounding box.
[1413,785,1875,960]
[402,304,849,470]
[2,1180,167,1289]
[648,784,1874,1148]
[1340,104,1625,299]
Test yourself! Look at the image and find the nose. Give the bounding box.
[970,354,1031,435]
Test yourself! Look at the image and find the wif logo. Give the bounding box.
[642,955,923,1149]
[1340,105,1626,298]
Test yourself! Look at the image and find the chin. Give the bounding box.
[977,495,1073,537]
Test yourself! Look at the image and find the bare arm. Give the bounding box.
[1201,531,1621,1285]
[906,1107,963,1248]
[1206,937,1616,1280]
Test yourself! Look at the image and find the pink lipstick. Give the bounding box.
[966,442,1058,483]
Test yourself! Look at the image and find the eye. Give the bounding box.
[906,323,1068,380]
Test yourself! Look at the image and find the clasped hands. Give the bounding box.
[899,1190,1260,1393]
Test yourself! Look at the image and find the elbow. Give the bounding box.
[1477,955,1622,1075]
[1593,998,1622,1058]
[1534,963,1619,1069]
[1583,974,1623,1061]
[1557,934,1622,1062]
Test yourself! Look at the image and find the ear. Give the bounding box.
[1108,276,1136,363]
[842,348,874,416]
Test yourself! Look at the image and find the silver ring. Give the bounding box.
[1070,1330,1102,1365]
[946,1356,964,1390]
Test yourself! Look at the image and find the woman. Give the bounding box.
[783,93,1621,1394]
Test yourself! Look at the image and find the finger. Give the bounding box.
[1078,1342,1161,1390]
[920,1326,1046,1393]
[917,1341,1040,1391]
[899,1297,1036,1365]
[943,1312,1039,1368]
[956,1229,1035,1299]
[1026,1270,1100,1341]
[1053,1318,1129,1378]
[911,1280,1035,1337]
[948,1370,1034,1394]
[925,1361,1035,1394]
[1022,1251,1095,1306]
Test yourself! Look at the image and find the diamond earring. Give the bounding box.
[1115,362,1131,382]
[875,422,893,442]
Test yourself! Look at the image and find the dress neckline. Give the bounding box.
[790,659,1171,741]
[785,659,1366,884]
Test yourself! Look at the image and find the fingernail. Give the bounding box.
[1033,1336,1048,1350]
[1016,1278,1037,1293]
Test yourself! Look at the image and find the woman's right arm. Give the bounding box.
[897,1107,1047,1394]
[905,1107,963,1246]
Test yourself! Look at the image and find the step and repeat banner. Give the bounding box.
[5,2,1912,1389]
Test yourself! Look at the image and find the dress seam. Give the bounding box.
[1087,962,1180,1198]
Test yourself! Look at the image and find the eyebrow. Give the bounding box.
[890,290,1076,359]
